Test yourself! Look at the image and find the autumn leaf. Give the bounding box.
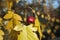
[14,24,39,40]
[13,14,22,21]
[0,30,4,35]
[26,24,37,32]
[4,11,13,19]
[14,19,21,25]
[26,26,39,40]
[0,36,3,40]
[13,19,23,31]
[35,15,43,40]
[14,25,23,31]
[0,30,4,40]
[18,25,39,40]
[5,19,13,30]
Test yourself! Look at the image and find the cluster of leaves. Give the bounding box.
[0,10,43,40]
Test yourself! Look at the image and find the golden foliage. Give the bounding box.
[5,19,13,30]
[0,30,4,40]
[3,10,40,40]
[14,19,21,25]
[35,15,43,40]
[0,36,3,40]
[4,10,22,21]
[18,25,39,40]
[4,11,13,19]
[14,25,23,31]
[13,24,39,40]
[13,14,22,21]
[0,30,4,35]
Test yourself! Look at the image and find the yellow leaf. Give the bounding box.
[5,19,13,30]
[26,26,39,40]
[27,24,37,31]
[0,30,4,40]
[0,30,4,35]
[0,36,3,40]
[14,19,21,25]
[14,25,23,31]
[35,15,43,40]
[13,14,22,21]
[31,27,37,32]
[35,16,40,27]
[4,11,13,19]
[13,19,23,31]
[18,25,39,40]
[18,27,27,40]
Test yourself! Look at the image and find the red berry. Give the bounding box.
[27,16,35,23]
